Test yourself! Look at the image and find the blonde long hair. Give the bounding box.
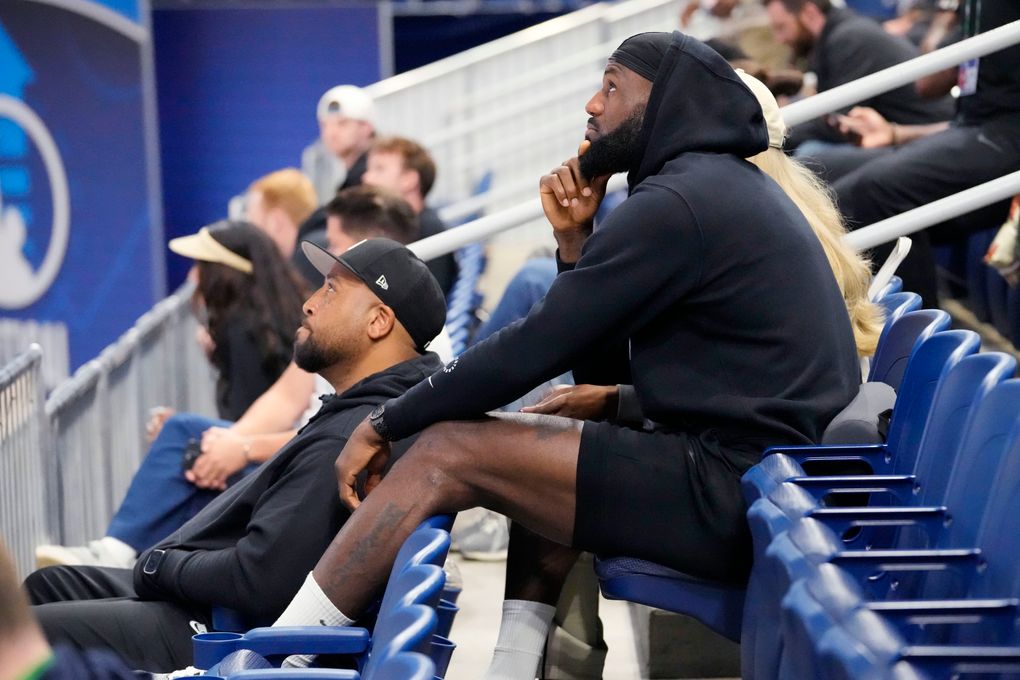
[737,69,884,357]
[748,147,884,356]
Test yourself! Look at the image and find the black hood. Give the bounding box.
[305,352,443,427]
[628,31,769,190]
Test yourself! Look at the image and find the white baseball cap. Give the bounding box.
[736,69,786,150]
[316,85,377,125]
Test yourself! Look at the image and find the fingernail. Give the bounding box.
[570,198,578,207]
[561,199,569,207]
[582,188,592,196]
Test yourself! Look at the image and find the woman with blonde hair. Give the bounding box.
[738,69,885,358]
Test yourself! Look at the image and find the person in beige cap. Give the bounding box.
[301,85,378,203]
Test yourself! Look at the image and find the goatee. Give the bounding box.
[579,106,646,180]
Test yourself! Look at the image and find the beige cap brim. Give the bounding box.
[168,227,253,274]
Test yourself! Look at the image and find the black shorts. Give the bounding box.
[573,421,754,584]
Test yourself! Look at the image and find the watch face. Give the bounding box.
[370,405,385,420]
[143,549,165,575]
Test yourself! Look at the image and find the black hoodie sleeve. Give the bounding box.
[383,184,704,439]
[134,434,350,620]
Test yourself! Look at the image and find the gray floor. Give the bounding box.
[445,555,643,680]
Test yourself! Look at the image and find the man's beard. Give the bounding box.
[293,332,344,375]
[579,106,646,180]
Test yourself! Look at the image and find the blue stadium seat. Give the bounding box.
[744,330,979,506]
[868,309,952,389]
[874,275,903,301]
[742,359,1015,680]
[224,605,439,680]
[594,555,745,641]
[194,566,444,674]
[875,291,921,348]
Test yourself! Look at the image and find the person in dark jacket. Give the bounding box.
[763,0,953,152]
[22,240,446,673]
[268,31,859,679]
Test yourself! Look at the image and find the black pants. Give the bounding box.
[25,565,210,673]
[833,119,1020,308]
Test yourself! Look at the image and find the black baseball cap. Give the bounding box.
[301,238,446,352]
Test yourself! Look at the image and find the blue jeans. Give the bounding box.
[472,258,557,345]
[106,413,253,552]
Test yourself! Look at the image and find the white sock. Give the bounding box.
[272,572,354,668]
[97,536,137,562]
[484,599,557,680]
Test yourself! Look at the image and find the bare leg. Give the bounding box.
[312,412,582,616]
[505,523,580,605]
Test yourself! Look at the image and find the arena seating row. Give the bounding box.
[741,293,1020,679]
[594,279,1020,679]
[192,515,458,679]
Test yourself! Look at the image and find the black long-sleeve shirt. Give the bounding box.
[383,33,859,463]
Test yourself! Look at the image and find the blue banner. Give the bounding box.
[0,0,162,369]
[153,4,381,291]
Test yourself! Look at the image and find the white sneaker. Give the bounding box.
[443,556,464,592]
[35,537,137,569]
[452,509,509,561]
[151,666,204,679]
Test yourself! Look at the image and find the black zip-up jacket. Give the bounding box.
[382,32,859,465]
[133,352,442,624]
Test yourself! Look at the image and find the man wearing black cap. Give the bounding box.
[23,239,446,673]
[273,31,859,679]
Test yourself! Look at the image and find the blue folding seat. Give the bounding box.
[786,568,1020,680]
[778,379,1020,598]
[743,363,1016,680]
[195,565,446,673]
[770,392,1020,678]
[868,309,952,389]
[225,606,440,680]
[875,291,922,349]
[594,555,745,642]
[818,607,1020,680]
[744,329,979,507]
[875,275,903,300]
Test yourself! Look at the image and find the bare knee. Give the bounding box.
[391,421,483,509]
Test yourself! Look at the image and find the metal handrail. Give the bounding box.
[846,171,1020,251]
[413,21,1020,259]
[783,20,1020,127]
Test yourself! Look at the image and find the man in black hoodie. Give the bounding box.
[23,239,446,673]
[272,31,859,679]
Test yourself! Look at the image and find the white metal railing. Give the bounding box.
[0,283,218,554]
[0,345,52,577]
[783,20,1020,126]
[846,171,1020,251]
[412,20,1020,261]
[369,0,686,215]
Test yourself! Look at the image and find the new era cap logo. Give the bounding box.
[375,275,389,290]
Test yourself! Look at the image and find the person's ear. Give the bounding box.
[366,303,397,342]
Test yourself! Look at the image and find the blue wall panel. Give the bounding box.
[0,2,161,369]
[153,5,381,290]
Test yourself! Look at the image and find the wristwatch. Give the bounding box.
[368,404,393,442]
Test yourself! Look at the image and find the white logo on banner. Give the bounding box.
[0,95,70,309]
